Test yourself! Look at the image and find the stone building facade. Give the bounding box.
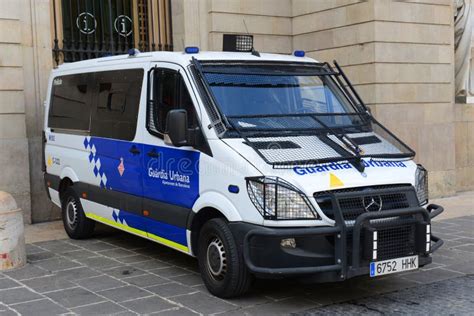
[0,0,472,223]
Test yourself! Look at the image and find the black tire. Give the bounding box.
[198,218,253,298]
[61,187,95,239]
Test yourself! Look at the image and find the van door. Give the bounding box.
[87,69,145,225]
[141,66,201,251]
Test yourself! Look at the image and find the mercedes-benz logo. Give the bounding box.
[362,195,383,212]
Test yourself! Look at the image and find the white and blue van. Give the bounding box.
[43,48,444,298]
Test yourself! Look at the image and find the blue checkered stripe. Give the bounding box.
[112,209,124,224]
[83,137,108,188]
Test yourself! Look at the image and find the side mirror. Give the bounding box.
[165,109,188,147]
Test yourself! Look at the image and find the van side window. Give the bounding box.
[90,69,144,141]
[48,74,91,131]
[148,69,197,135]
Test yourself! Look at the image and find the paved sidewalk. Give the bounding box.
[2,214,473,315]
[299,275,474,315]
[23,190,474,244]
[430,190,474,221]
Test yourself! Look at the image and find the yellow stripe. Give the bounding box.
[147,232,189,253]
[85,212,189,253]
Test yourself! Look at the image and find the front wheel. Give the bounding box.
[198,218,253,298]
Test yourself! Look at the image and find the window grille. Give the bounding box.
[51,0,174,65]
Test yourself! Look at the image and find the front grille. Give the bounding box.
[314,184,414,222]
[376,223,416,260]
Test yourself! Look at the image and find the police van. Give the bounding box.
[43,47,444,298]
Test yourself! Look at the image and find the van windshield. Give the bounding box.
[203,66,364,131]
[195,61,415,168]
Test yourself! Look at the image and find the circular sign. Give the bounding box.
[76,12,97,35]
[114,15,133,37]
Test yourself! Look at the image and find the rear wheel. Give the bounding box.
[198,218,253,298]
[61,187,95,239]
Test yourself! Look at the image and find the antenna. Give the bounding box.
[243,19,250,35]
[243,19,260,57]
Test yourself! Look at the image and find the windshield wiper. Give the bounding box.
[308,115,365,172]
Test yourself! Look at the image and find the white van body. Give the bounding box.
[43,50,443,297]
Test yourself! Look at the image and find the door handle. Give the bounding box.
[147,150,160,158]
[129,146,140,155]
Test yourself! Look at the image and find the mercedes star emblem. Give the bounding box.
[362,195,383,212]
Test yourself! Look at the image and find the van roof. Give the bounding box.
[53,50,319,72]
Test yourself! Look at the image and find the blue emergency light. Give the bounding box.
[293,50,305,57]
[185,46,199,54]
[228,185,239,194]
[128,48,140,56]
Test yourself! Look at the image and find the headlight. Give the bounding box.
[246,176,319,220]
[415,164,428,205]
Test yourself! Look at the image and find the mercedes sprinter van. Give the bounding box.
[43,48,444,297]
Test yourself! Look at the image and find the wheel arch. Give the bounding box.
[58,177,74,203]
[59,167,80,183]
[189,192,245,255]
[58,167,80,203]
[188,206,226,256]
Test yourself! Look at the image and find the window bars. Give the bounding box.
[51,0,173,65]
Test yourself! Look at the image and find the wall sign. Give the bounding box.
[76,12,97,35]
[114,15,133,37]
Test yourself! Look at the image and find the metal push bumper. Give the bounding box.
[231,203,444,281]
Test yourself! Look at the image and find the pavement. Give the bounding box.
[0,192,471,315]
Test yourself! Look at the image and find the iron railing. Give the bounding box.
[52,0,173,66]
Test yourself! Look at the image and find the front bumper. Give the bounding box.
[230,203,443,282]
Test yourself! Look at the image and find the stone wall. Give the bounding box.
[296,0,456,197]
[23,0,56,222]
[0,0,55,223]
[207,0,292,53]
[172,0,292,53]
[0,0,32,222]
[173,0,465,197]
[455,103,474,192]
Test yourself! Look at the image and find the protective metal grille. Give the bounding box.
[327,132,402,156]
[246,135,341,165]
[314,185,414,223]
[338,192,409,221]
[189,66,226,135]
[376,224,416,260]
[415,165,429,205]
[247,177,318,220]
[226,114,414,169]
[223,34,253,52]
[147,100,160,135]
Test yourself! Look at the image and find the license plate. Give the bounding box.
[370,255,418,277]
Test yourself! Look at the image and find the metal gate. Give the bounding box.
[52,0,173,65]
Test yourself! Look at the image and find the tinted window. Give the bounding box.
[90,69,144,140]
[205,73,356,117]
[155,69,179,132]
[149,69,197,135]
[179,76,198,129]
[48,74,91,131]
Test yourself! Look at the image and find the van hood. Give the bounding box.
[222,138,417,196]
